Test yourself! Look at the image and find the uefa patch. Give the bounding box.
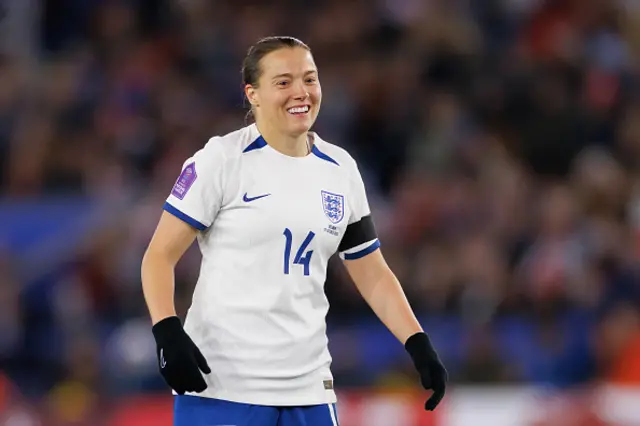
[321,190,345,224]
[171,162,197,200]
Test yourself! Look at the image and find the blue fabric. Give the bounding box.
[243,135,268,153]
[343,239,380,260]
[174,396,339,426]
[163,202,207,230]
[174,396,278,426]
[279,403,339,426]
[311,145,339,166]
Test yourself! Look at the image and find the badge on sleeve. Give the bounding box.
[172,162,197,200]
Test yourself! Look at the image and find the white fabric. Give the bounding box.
[164,124,377,405]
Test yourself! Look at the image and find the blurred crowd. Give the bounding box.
[2,0,640,424]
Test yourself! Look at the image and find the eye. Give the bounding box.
[306,77,317,84]
[277,81,289,87]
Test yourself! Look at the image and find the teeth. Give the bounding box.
[288,106,309,114]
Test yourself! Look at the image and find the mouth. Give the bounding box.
[286,105,310,116]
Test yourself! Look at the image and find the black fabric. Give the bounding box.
[405,332,448,411]
[338,215,378,252]
[152,316,211,394]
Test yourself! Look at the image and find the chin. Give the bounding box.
[286,118,314,136]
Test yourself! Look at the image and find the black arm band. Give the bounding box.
[338,214,378,252]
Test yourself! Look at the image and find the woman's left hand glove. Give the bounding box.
[405,332,448,411]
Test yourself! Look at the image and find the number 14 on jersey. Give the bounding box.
[283,228,315,276]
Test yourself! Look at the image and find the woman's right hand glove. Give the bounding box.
[152,316,211,394]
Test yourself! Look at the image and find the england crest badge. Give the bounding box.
[321,190,345,224]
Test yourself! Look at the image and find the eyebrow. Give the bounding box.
[271,70,318,80]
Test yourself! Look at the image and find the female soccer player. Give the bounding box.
[141,36,447,426]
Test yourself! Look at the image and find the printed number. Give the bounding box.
[283,228,315,276]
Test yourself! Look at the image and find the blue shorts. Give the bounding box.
[174,395,340,426]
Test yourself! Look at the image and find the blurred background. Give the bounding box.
[1,0,640,424]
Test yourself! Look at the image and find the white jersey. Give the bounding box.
[164,123,380,406]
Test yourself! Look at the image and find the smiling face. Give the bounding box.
[245,47,322,138]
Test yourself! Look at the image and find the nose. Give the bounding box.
[292,80,309,100]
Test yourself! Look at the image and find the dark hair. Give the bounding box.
[242,36,311,88]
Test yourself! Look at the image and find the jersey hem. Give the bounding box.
[177,389,338,407]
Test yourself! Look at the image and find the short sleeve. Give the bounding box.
[338,160,380,260]
[163,139,226,231]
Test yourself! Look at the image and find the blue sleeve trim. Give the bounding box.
[163,202,207,231]
[343,239,380,260]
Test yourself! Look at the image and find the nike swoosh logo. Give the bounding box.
[160,348,166,369]
[243,193,271,202]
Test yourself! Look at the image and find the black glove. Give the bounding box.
[152,316,211,394]
[405,332,448,411]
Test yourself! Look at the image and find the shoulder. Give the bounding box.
[312,133,360,175]
[198,124,261,162]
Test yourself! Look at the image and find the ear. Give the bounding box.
[245,84,259,107]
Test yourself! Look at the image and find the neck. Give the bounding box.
[256,121,309,157]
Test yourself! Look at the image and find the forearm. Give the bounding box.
[141,251,177,325]
[357,267,423,344]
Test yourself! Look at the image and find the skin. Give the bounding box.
[245,47,321,157]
